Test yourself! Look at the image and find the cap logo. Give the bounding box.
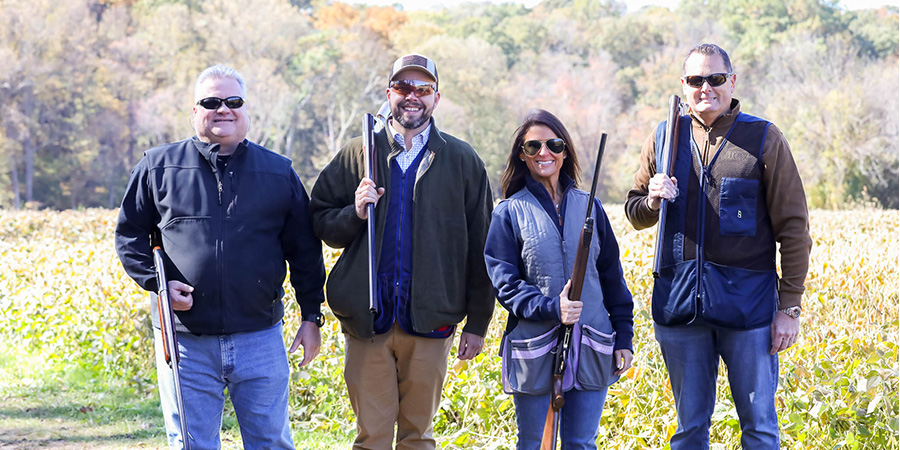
[403,55,429,68]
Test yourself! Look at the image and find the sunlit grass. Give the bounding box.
[0,208,897,449]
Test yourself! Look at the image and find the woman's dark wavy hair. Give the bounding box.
[499,109,581,199]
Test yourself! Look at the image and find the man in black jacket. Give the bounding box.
[115,64,326,449]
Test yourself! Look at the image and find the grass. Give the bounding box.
[0,340,163,449]
[0,341,354,449]
[0,207,897,449]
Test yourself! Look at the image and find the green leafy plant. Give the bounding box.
[0,208,896,449]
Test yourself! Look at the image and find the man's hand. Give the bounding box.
[647,174,678,211]
[770,311,800,354]
[289,321,322,367]
[168,280,194,311]
[614,349,633,376]
[457,332,484,360]
[355,177,385,220]
[558,279,582,325]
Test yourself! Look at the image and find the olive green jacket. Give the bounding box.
[310,120,495,339]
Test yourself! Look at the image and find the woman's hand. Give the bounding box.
[614,349,633,376]
[558,279,583,325]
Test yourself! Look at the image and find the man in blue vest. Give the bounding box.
[309,54,494,449]
[625,44,812,449]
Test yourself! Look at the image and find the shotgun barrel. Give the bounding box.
[652,95,682,278]
[151,234,191,450]
[362,113,378,314]
[540,133,607,450]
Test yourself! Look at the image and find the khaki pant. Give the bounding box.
[344,323,453,450]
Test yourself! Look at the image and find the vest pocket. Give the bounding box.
[576,325,619,389]
[652,260,698,326]
[502,326,558,394]
[700,261,778,329]
[719,177,758,236]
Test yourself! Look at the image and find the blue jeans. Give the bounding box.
[153,322,294,450]
[513,388,609,450]
[655,323,780,449]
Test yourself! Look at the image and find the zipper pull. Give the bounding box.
[703,169,715,189]
[217,180,223,205]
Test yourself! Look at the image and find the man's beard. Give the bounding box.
[391,101,432,130]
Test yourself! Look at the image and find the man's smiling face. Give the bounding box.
[192,76,249,150]
[387,69,440,134]
[681,52,735,126]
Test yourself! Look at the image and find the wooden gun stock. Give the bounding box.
[540,133,607,450]
[652,95,682,278]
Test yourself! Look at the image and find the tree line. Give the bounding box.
[0,0,897,210]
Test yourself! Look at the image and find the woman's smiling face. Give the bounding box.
[521,124,566,187]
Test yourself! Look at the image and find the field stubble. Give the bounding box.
[0,208,896,449]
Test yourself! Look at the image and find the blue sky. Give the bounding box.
[344,0,898,13]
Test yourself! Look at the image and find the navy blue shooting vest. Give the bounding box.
[652,113,778,329]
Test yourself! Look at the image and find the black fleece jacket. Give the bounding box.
[115,137,325,334]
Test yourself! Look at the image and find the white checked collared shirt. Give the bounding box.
[388,121,431,174]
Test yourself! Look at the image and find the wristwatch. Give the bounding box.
[778,306,802,319]
[303,312,325,327]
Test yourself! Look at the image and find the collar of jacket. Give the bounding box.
[690,98,742,132]
[523,171,576,224]
[524,171,576,200]
[191,136,249,167]
[385,118,446,161]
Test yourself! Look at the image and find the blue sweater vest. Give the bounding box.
[374,147,453,338]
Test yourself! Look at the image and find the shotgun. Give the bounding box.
[151,232,191,449]
[362,113,378,314]
[652,95,682,279]
[540,133,607,450]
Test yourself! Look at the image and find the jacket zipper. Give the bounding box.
[693,137,707,324]
[393,167,408,325]
[691,117,740,323]
[205,152,226,332]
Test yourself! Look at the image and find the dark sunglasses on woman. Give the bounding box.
[522,138,566,156]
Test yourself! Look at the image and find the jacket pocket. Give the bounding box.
[651,260,697,326]
[502,326,558,395]
[719,177,758,236]
[700,261,777,329]
[576,324,619,389]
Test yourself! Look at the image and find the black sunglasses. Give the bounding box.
[522,138,566,156]
[196,96,245,110]
[683,73,732,88]
[389,80,436,98]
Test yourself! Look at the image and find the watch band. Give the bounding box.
[778,306,802,319]
[304,312,324,327]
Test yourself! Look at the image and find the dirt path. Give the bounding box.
[0,391,165,450]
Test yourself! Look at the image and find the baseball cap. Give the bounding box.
[389,54,439,90]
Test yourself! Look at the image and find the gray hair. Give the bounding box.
[682,44,733,75]
[194,64,246,102]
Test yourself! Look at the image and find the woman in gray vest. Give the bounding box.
[484,109,635,450]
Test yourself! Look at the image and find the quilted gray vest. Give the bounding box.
[500,187,617,394]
